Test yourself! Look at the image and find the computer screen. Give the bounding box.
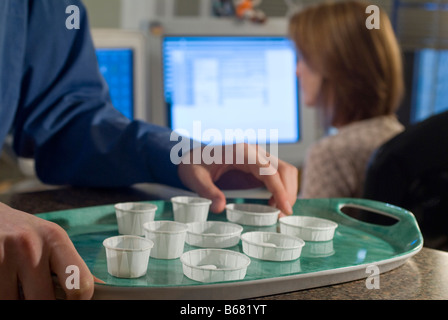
[91,29,148,122]
[96,48,134,120]
[411,49,448,123]
[162,36,299,144]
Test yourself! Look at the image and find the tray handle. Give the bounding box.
[294,198,421,238]
[341,201,401,225]
[326,198,423,249]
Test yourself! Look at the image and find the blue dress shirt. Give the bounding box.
[0,0,186,188]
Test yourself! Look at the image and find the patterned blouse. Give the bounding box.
[299,115,405,199]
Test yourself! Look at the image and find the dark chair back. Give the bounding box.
[363,110,448,250]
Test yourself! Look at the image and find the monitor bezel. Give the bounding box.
[147,18,322,168]
[91,28,148,122]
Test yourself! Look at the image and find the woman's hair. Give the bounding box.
[289,0,404,127]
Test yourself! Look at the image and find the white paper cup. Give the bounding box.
[143,220,188,259]
[279,216,338,242]
[115,202,157,236]
[301,240,335,258]
[103,235,154,278]
[226,203,279,226]
[180,249,251,283]
[171,196,212,223]
[241,231,305,261]
[186,221,243,248]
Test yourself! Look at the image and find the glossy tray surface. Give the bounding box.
[37,198,423,298]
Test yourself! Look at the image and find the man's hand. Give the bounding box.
[178,143,298,216]
[0,202,94,300]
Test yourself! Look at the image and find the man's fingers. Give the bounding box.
[8,230,56,300]
[18,263,55,300]
[0,204,94,300]
[0,220,55,300]
[0,266,19,300]
[276,160,299,212]
[46,223,94,300]
[259,172,294,215]
[178,162,227,213]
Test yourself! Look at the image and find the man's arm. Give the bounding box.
[13,0,185,188]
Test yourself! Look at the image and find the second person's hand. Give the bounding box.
[178,143,298,216]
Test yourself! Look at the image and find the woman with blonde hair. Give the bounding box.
[289,0,405,198]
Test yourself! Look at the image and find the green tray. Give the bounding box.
[37,198,423,299]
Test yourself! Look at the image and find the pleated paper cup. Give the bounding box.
[115,202,157,236]
[226,203,279,226]
[186,221,243,248]
[180,249,251,283]
[241,231,305,261]
[301,240,335,258]
[279,216,338,242]
[143,221,188,259]
[171,196,212,223]
[103,235,154,278]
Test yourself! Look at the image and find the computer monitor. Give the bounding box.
[95,48,134,119]
[148,19,321,168]
[163,35,298,144]
[91,29,148,121]
[411,48,448,123]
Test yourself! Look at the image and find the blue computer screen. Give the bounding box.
[412,49,448,123]
[163,36,299,144]
[96,48,134,120]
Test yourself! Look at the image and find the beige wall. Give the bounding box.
[83,0,121,28]
[81,0,448,49]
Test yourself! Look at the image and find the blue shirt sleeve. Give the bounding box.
[12,0,187,189]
